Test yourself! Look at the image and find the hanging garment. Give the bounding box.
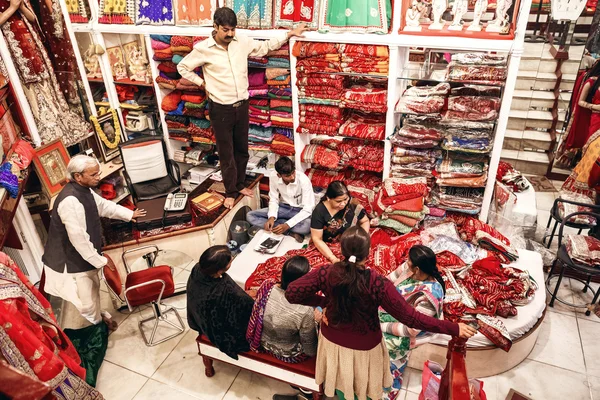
[273,0,320,28]
[0,0,90,146]
[98,0,135,23]
[38,0,84,108]
[65,0,90,22]
[225,0,273,28]
[320,0,391,33]
[137,0,175,25]
[176,0,216,25]
[0,252,104,398]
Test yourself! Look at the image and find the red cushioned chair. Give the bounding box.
[101,251,185,347]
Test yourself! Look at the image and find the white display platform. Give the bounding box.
[229,229,308,288]
[430,248,545,347]
[409,248,547,378]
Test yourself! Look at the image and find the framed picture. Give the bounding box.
[106,45,127,80]
[33,139,71,197]
[90,109,123,163]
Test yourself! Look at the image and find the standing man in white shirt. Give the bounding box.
[247,157,315,242]
[177,7,306,209]
[42,155,146,330]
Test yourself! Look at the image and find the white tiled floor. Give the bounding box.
[85,180,600,399]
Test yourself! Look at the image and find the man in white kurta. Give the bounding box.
[42,155,145,328]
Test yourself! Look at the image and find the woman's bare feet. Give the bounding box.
[224,197,235,209]
[240,187,254,197]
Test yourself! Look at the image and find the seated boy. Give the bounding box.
[247,157,314,242]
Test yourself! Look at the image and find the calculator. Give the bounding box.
[164,193,188,212]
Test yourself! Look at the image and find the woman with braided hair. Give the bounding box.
[379,245,448,399]
[285,227,475,400]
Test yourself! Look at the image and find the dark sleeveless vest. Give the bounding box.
[42,182,102,273]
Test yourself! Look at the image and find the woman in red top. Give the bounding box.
[285,226,476,400]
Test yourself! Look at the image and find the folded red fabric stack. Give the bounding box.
[338,113,386,140]
[371,177,430,233]
[340,44,389,75]
[338,139,384,172]
[305,168,346,188]
[270,134,294,156]
[301,144,341,170]
[341,86,387,113]
[566,235,600,266]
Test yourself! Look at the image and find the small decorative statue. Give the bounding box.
[84,44,102,79]
[486,0,512,32]
[404,0,423,30]
[418,0,431,21]
[467,0,488,31]
[429,0,448,29]
[113,60,128,81]
[449,0,468,30]
[128,46,148,82]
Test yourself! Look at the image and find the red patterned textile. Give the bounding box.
[338,139,384,172]
[444,213,511,246]
[299,104,344,119]
[448,96,500,114]
[296,74,346,88]
[395,96,445,114]
[245,228,400,291]
[342,86,387,113]
[301,144,341,169]
[443,110,498,122]
[566,235,600,266]
[306,168,345,188]
[292,42,339,58]
[338,113,385,140]
[271,134,295,156]
[157,61,178,73]
[161,91,182,112]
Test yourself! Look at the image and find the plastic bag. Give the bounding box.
[527,239,556,267]
[419,360,487,400]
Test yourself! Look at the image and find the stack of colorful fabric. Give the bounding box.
[249,55,269,68]
[339,112,386,140]
[249,98,271,128]
[297,104,345,136]
[341,86,387,113]
[431,154,488,214]
[301,143,342,170]
[248,125,273,152]
[340,44,389,76]
[372,177,430,234]
[266,43,290,68]
[389,118,442,184]
[154,35,212,144]
[338,139,384,173]
[266,67,292,129]
[248,69,268,98]
[566,235,600,266]
[271,134,295,156]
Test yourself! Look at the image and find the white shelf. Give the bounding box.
[57,0,532,224]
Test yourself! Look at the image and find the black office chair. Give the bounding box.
[543,197,599,248]
[119,136,181,203]
[546,210,600,316]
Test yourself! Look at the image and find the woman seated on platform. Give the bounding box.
[245,181,375,291]
[246,256,319,363]
[311,181,371,264]
[187,246,254,359]
[285,227,476,400]
[380,245,448,399]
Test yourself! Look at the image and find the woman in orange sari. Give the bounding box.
[0,252,103,399]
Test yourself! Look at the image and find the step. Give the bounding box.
[521,130,552,151]
[502,129,523,151]
[561,60,580,75]
[501,149,550,175]
[526,110,553,129]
